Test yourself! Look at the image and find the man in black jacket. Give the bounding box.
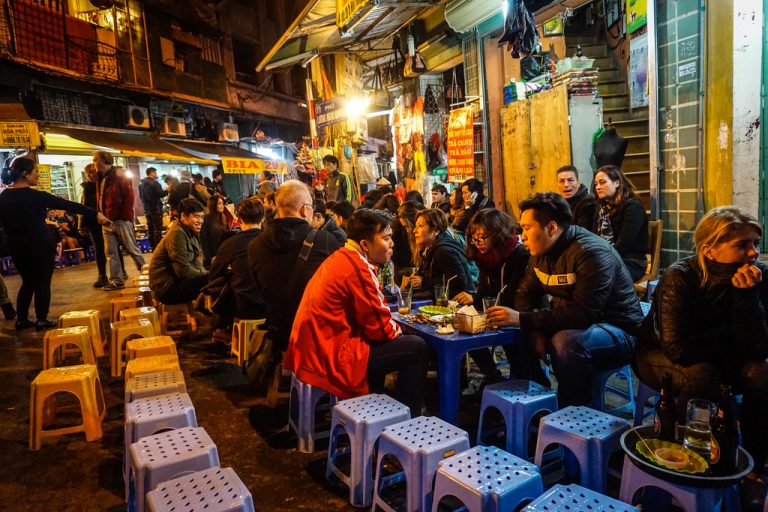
[139,167,167,251]
[484,192,643,407]
[556,165,596,232]
[248,180,342,352]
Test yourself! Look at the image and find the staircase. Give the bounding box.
[565,36,651,211]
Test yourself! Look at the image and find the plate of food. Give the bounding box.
[635,439,708,474]
[418,305,452,316]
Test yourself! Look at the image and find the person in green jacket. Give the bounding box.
[149,197,208,305]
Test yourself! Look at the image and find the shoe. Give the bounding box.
[14,319,34,330]
[1,302,16,321]
[102,281,125,291]
[92,275,109,288]
[35,319,56,331]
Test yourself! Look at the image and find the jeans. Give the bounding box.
[367,334,429,416]
[10,239,56,321]
[103,220,145,285]
[145,209,163,251]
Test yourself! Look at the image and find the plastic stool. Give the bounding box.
[326,394,411,506]
[591,364,636,418]
[126,336,177,362]
[523,483,639,511]
[85,245,96,262]
[62,248,83,266]
[288,374,337,453]
[128,427,220,512]
[141,264,150,272]
[477,379,558,460]
[431,445,543,512]
[29,364,106,450]
[125,355,181,381]
[373,416,470,512]
[231,318,265,367]
[159,303,196,336]
[634,381,659,427]
[619,455,727,511]
[137,237,150,253]
[59,310,106,358]
[120,307,161,337]
[111,296,143,323]
[125,371,186,404]
[111,318,156,377]
[43,326,97,369]
[534,406,630,494]
[146,467,254,512]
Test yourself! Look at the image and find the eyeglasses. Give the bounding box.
[470,234,490,245]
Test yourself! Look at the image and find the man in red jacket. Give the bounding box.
[286,208,429,415]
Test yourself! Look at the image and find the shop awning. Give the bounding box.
[168,140,289,174]
[41,126,217,164]
[445,0,591,33]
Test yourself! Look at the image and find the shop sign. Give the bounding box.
[315,98,346,129]
[34,163,52,193]
[446,108,474,183]
[221,158,288,174]
[0,121,41,147]
[626,0,647,34]
[336,0,369,29]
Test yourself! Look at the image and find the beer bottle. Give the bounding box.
[654,372,677,441]
[711,384,739,475]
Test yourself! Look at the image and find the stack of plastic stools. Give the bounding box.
[125,371,187,404]
[145,467,254,512]
[128,427,219,512]
[120,307,162,337]
[111,318,157,377]
[591,364,636,418]
[126,336,177,362]
[633,380,659,427]
[42,326,97,369]
[523,484,638,511]
[477,379,558,460]
[59,310,106,358]
[326,394,411,506]
[372,416,470,512]
[288,373,337,453]
[125,354,181,381]
[431,446,543,512]
[111,295,143,323]
[534,406,630,494]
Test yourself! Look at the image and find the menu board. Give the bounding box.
[446,107,474,183]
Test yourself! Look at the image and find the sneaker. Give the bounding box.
[35,319,56,331]
[14,319,34,330]
[102,281,125,291]
[92,275,109,288]
[1,302,16,321]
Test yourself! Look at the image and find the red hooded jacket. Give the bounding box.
[97,166,135,221]
[285,243,401,398]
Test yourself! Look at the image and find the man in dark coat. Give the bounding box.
[556,165,597,232]
[139,167,167,250]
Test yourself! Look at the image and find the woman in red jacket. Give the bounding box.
[285,209,429,415]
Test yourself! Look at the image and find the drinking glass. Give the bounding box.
[434,285,449,308]
[482,297,496,312]
[397,287,413,315]
[683,399,717,455]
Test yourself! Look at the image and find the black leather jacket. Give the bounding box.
[514,225,644,335]
[639,256,768,365]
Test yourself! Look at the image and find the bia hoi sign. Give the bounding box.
[221,158,288,174]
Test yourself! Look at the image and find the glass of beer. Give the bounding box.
[434,285,449,308]
[397,287,412,315]
[684,399,717,456]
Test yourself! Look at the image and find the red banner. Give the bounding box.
[446,108,474,183]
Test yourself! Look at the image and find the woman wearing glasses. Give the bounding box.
[454,208,530,383]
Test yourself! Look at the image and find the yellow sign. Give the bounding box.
[222,158,288,175]
[0,121,41,148]
[34,163,52,193]
[336,0,369,29]
[627,0,647,34]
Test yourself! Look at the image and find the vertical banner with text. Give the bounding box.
[447,108,474,183]
[34,164,51,193]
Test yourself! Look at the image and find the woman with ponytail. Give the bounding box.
[0,155,109,330]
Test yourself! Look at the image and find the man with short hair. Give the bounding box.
[248,180,341,353]
[263,191,277,226]
[139,167,167,250]
[323,155,349,202]
[209,168,226,198]
[149,197,208,305]
[287,209,429,415]
[311,197,347,244]
[93,150,146,290]
[485,192,643,407]
[257,171,277,199]
[330,200,354,231]
[556,165,597,232]
[431,184,451,215]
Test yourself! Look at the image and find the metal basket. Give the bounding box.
[455,313,486,334]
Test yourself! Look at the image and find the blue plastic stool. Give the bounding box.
[534,406,630,494]
[523,483,639,511]
[326,394,411,507]
[619,455,734,511]
[137,238,151,253]
[124,392,197,500]
[85,245,96,262]
[373,416,470,512]
[128,427,219,512]
[146,467,254,512]
[633,380,659,427]
[591,364,636,418]
[288,374,337,453]
[477,379,558,461]
[431,446,543,512]
[62,249,82,266]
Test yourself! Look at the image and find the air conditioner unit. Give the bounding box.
[218,122,239,142]
[159,116,186,137]
[124,105,150,129]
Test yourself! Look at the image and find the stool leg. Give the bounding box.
[81,378,104,442]
[29,382,41,450]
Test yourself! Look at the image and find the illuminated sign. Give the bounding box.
[336,0,369,29]
[446,108,474,183]
[0,121,41,147]
[221,158,288,174]
[314,98,346,129]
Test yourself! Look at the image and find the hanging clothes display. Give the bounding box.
[497,0,539,59]
[356,154,378,184]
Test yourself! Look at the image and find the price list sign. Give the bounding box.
[446,108,474,183]
[0,121,41,148]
